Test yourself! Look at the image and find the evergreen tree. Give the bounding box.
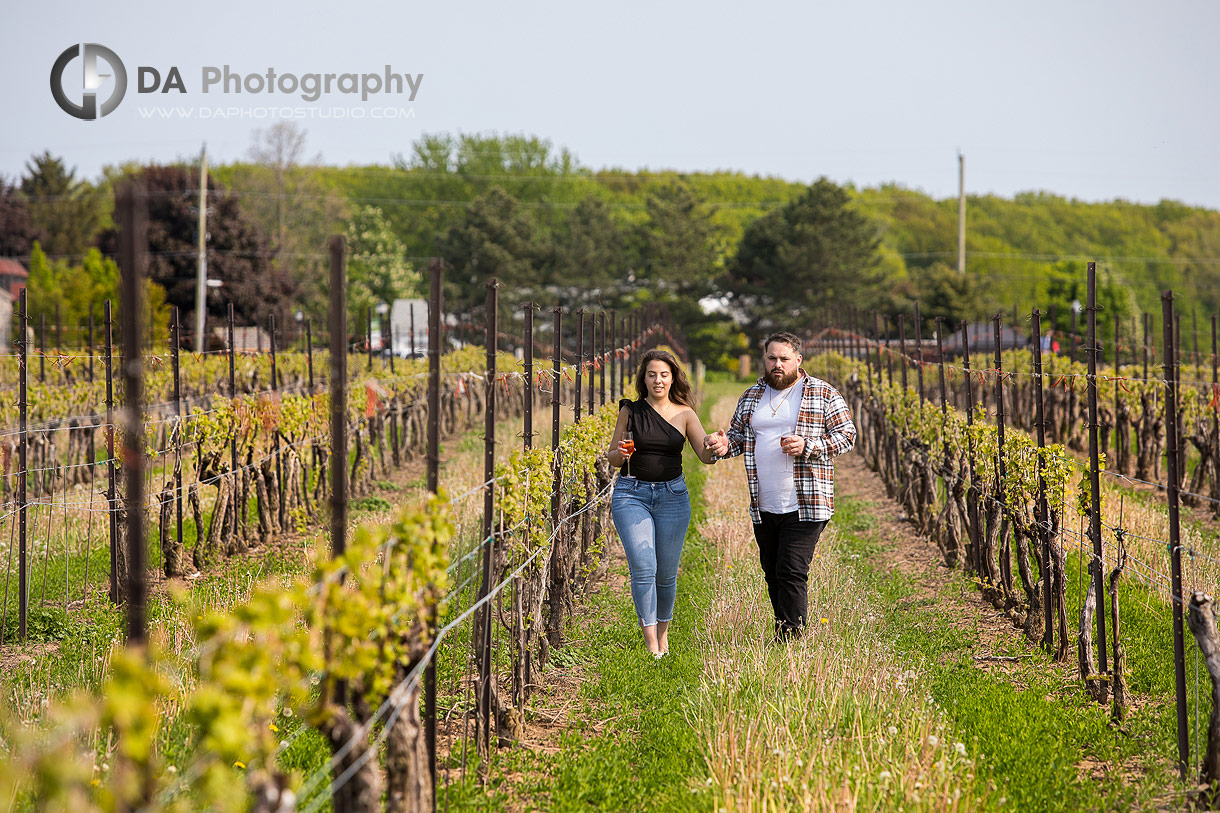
[638,179,721,300]
[550,195,631,309]
[20,152,105,261]
[725,179,881,334]
[437,186,547,312]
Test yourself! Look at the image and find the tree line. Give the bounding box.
[4,127,1219,365]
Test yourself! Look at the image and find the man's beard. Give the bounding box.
[767,367,801,390]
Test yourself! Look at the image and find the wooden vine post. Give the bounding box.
[117,180,148,648]
[476,278,499,761]
[547,306,564,650]
[17,289,28,638]
[1084,262,1109,695]
[1031,308,1056,657]
[1163,290,1191,781]
[424,257,443,800]
[961,320,980,576]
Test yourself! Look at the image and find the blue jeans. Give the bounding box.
[611,474,691,627]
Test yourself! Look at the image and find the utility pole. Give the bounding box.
[957,151,966,275]
[194,143,208,353]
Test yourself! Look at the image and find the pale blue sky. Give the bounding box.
[4,0,1218,207]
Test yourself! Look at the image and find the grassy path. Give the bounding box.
[828,491,1178,810]
[462,383,968,810]
[448,386,730,811]
[458,383,1201,811]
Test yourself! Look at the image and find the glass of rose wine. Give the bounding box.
[622,430,635,476]
[782,433,798,472]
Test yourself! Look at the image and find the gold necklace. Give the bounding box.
[767,382,796,417]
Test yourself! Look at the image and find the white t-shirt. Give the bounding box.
[751,378,804,514]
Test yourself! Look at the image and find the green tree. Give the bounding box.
[436,186,547,312]
[632,180,732,366]
[20,152,106,261]
[217,123,349,321]
[25,242,63,313]
[344,204,419,329]
[874,262,989,334]
[724,179,882,334]
[550,195,632,309]
[684,316,750,373]
[369,132,594,259]
[25,241,168,346]
[1043,260,1133,349]
[638,179,722,299]
[99,164,293,339]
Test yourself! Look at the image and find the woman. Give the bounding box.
[606,349,718,658]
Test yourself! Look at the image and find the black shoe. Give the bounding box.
[772,622,803,644]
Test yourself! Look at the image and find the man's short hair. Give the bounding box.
[763,331,802,356]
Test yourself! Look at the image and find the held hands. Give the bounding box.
[704,429,729,457]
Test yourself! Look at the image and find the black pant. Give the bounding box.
[752,511,828,637]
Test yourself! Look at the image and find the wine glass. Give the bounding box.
[622,430,635,477]
[782,433,798,473]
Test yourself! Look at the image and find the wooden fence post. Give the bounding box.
[476,279,499,759]
[1164,290,1190,780]
[424,258,443,801]
[117,180,148,648]
[1084,263,1109,694]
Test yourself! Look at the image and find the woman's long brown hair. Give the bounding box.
[634,349,695,407]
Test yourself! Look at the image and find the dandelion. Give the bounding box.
[888,725,898,736]
[167,765,177,775]
[234,760,246,770]
[269,723,279,733]
[954,742,966,756]
[927,734,939,748]
[820,617,829,624]
[879,770,892,781]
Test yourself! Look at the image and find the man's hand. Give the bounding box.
[705,429,729,456]
[780,434,806,456]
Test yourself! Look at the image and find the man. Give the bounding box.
[705,331,856,640]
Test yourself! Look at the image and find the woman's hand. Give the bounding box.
[705,430,729,457]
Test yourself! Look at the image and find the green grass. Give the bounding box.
[443,451,716,811]
[11,378,1202,809]
[442,383,743,811]
[834,494,1186,810]
[439,380,1198,810]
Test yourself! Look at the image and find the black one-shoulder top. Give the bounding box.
[618,398,685,482]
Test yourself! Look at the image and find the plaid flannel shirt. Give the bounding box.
[718,371,856,523]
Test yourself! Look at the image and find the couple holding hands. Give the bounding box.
[606,332,857,658]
